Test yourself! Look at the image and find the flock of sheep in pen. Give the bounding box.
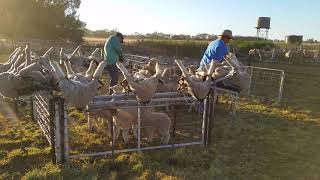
[0,44,251,144]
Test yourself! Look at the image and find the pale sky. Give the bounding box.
[78,0,320,40]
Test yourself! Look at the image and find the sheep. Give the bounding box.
[157,67,180,93]
[222,53,250,92]
[142,58,158,75]
[175,60,215,100]
[0,47,54,99]
[60,46,101,72]
[116,61,164,103]
[50,48,106,109]
[90,84,171,144]
[140,107,171,144]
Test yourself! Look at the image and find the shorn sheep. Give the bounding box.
[50,46,106,109]
[175,60,215,100]
[116,61,164,103]
[0,46,55,99]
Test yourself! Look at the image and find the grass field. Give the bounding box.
[0,50,320,179]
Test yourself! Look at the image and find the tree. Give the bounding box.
[0,0,85,42]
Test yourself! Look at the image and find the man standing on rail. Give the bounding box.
[104,32,124,94]
[199,30,234,71]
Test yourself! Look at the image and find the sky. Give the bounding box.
[78,0,320,40]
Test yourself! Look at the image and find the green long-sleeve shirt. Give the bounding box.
[104,35,123,65]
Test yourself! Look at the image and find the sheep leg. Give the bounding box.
[64,60,76,78]
[116,62,141,89]
[25,44,31,67]
[132,125,138,139]
[18,63,41,76]
[90,48,100,58]
[92,61,106,79]
[161,131,170,144]
[122,129,129,144]
[42,47,54,58]
[146,129,154,142]
[8,47,20,62]
[10,54,24,73]
[50,61,66,80]
[9,48,22,64]
[85,60,97,78]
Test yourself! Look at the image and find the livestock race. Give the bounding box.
[0,0,319,179]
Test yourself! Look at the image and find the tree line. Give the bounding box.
[0,0,85,43]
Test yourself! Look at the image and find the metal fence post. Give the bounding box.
[171,105,177,150]
[202,97,208,146]
[137,104,142,152]
[278,71,285,103]
[49,98,56,164]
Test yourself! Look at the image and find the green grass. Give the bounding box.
[0,61,320,179]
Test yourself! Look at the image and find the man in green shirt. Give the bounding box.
[104,32,124,94]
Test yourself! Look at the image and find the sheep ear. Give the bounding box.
[42,47,54,58]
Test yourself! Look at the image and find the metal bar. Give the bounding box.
[63,102,69,162]
[248,66,253,95]
[201,97,208,146]
[93,92,186,101]
[49,98,56,164]
[246,66,284,73]
[35,113,51,143]
[278,71,285,103]
[171,105,177,150]
[137,104,141,152]
[205,91,213,147]
[35,94,49,107]
[54,100,61,164]
[69,141,203,159]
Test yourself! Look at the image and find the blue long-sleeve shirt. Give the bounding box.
[200,39,228,66]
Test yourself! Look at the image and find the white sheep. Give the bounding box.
[50,48,106,109]
[0,47,54,99]
[175,60,215,100]
[116,61,164,103]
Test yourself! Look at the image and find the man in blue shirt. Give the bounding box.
[199,30,234,71]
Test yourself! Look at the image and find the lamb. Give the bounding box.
[50,47,106,109]
[116,61,164,103]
